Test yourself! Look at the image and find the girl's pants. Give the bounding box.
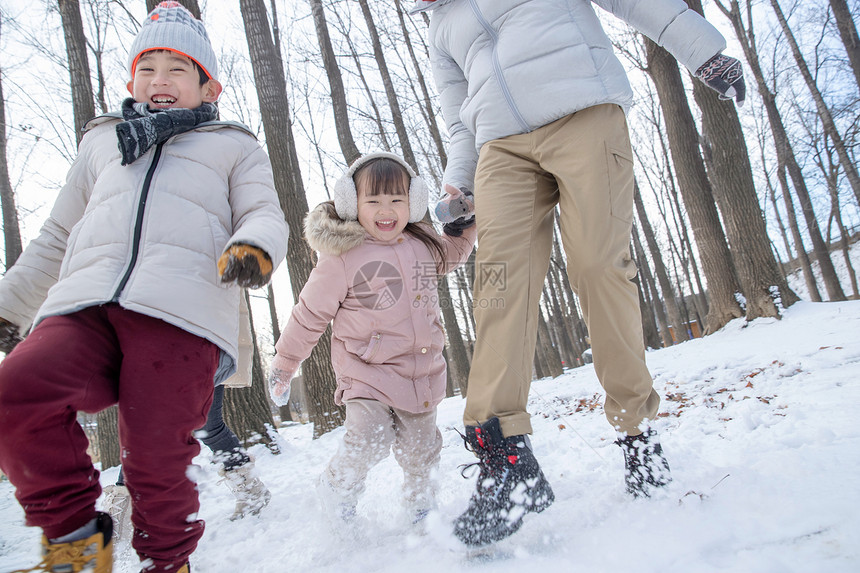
[0,304,218,571]
[465,104,660,437]
[325,398,442,510]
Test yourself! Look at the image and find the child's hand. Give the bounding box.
[437,184,476,237]
[218,243,273,289]
[268,354,299,407]
[434,184,475,223]
[0,318,22,354]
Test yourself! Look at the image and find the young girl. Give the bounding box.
[269,152,476,524]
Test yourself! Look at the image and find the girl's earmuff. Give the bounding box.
[333,152,428,223]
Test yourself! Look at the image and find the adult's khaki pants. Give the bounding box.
[464,104,659,438]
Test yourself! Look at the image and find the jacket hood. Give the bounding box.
[304,202,365,256]
[409,0,454,15]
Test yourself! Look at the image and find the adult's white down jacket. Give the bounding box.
[0,115,289,383]
[411,0,727,191]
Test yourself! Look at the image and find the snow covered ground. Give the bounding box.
[1,297,859,572]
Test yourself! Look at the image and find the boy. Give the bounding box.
[0,2,288,571]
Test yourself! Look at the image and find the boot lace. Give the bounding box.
[11,540,96,573]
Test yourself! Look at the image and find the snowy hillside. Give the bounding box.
[2,298,859,572]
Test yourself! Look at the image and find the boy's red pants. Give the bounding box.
[0,304,218,570]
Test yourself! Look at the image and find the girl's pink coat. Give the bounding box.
[275,205,476,413]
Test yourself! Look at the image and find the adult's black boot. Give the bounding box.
[616,428,672,498]
[453,417,554,546]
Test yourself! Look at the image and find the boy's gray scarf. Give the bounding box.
[116,98,218,165]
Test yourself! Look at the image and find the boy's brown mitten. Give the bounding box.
[218,243,273,289]
[0,318,23,354]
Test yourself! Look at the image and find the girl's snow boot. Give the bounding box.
[101,483,133,548]
[219,461,271,520]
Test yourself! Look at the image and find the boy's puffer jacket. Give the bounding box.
[0,115,288,382]
[275,204,476,413]
[414,0,726,191]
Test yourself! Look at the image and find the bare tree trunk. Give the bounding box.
[687,0,798,318]
[632,223,673,347]
[308,0,361,164]
[715,0,845,301]
[97,406,120,469]
[535,306,563,379]
[263,284,293,423]
[58,0,119,466]
[758,128,820,300]
[393,0,447,169]
[662,171,709,324]
[644,36,744,333]
[438,273,472,393]
[633,264,662,350]
[778,166,822,300]
[356,0,417,170]
[769,0,860,210]
[240,0,344,437]
[633,182,686,344]
[443,347,456,398]
[224,291,277,448]
[0,60,23,270]
[759,143,795,278]
[82,1,108,114]
[331,10,392,152]
[58,0,96,146]
[830,0,860,90]
[147,0,199,17]
[545,265,578,367]
[818,140,860,298]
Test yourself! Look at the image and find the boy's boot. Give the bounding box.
[616,429,672,498]
[219,461,271,520]
[101,484,133,547]
[453,417,554,546]
[14,512,113,573]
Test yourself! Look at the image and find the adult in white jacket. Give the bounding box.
[410,0,746,546]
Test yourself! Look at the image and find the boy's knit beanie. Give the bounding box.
[128,1,218,81]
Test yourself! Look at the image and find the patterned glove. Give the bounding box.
[696,53,746,106]
[218,243,273,289]
[269,354,299,407]
[0,318,22,354]
[437,184,476,237]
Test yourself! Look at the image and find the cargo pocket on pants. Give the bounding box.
[605,142,634,225]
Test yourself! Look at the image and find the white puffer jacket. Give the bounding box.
[0,115,288,383]
[412,0,726,191]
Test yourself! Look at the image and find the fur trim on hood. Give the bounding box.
[304,202,365,257]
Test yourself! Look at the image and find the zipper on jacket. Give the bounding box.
[468,0,530,133]
[112,142,164,300]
